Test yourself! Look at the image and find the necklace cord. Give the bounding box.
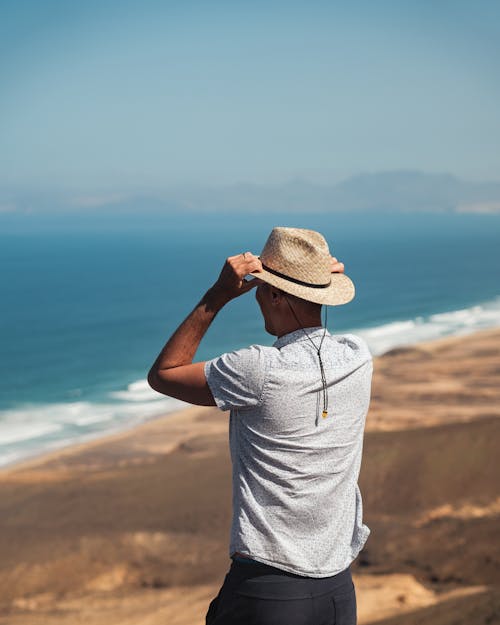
[284,296,329,418]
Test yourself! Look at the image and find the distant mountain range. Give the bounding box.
[2,171,500,215]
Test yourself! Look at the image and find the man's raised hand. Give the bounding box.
[210,252,262,304]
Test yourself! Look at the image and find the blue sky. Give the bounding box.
[1,0,499,192]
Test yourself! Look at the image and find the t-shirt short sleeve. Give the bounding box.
[204,344,267,411]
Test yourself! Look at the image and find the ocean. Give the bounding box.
[1,210,499,467]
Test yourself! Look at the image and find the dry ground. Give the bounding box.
[1,327,499,624]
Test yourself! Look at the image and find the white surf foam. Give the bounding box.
[0,392,186,468]
[109,379,166,402]
[0,421,63,446]
[352,295,500,356]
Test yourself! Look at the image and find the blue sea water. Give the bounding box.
[1,210,499,467]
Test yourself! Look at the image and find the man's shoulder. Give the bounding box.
[224,342,273,358]
[329,332,373,360]
[206,343,271,368]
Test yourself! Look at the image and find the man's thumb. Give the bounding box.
[241,278,259,293]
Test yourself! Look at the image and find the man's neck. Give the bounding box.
[277,321,323,338]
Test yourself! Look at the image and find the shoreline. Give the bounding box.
[2,323,500,475]
[2,287,500,472]
[0,404,217,477]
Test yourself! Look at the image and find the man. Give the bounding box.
[148,227,373,625]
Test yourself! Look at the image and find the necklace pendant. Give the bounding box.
[322,410,328,419]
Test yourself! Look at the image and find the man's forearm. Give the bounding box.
[148,286,228,378]
[147,253,261,403]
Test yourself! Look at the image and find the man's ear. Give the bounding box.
[270,287,284,305]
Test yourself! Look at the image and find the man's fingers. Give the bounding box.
[228,251,256,262]
[330,256,345,273]
[245,259,262,273]
[226,253,261,274]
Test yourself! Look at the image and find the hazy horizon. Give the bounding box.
[2,170,500,222]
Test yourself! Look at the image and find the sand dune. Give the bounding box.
[1,327,499,624]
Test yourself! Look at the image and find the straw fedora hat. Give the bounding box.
[250,227,355,306]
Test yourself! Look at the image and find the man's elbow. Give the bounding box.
[147,368,177,399]
[147,362,215,407]
[147,368,162,393]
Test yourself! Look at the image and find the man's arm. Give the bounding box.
[147,253,345,406]
[147,253,262,406]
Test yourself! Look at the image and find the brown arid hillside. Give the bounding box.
[0,327,499,625]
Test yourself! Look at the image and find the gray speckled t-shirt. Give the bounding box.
[204,327,373,578]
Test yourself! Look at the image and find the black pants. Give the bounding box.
[206,559,356,625]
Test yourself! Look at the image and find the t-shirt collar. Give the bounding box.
[273,326,329,349]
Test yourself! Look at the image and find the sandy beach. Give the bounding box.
[1,327,499,624]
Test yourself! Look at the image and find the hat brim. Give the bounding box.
[249,268,355,306]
